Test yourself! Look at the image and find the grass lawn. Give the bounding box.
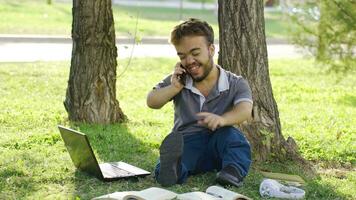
[0,0,292,38]
[0,58,355,199]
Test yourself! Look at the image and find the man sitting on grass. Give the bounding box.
[146,18,253,187]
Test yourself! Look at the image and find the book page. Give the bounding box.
[260,171,305,185]
[124,187,177,200]
[177,191,220,200]
[206,186,251,200]
[92,191,138,200]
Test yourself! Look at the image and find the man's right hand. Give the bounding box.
[147,63,187,109]
[171,62,186,90]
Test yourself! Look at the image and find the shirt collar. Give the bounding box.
[184,65,229,92]
[217,65,229,92]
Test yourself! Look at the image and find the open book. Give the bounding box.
[91,187,176,200]
[260,171,305,186]
[92,185,251,200]
[178,186,251,200]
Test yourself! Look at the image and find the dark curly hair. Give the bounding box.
[170,18,214,46]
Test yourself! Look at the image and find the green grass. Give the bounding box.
[0,0,292,38]
[271,60,356,165]
[0,58,355,199]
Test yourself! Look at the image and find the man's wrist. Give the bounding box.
[220,116,228,127]
[170,84,183,93]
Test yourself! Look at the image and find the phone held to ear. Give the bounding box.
[178,64,187,85]
[178,72,187,85]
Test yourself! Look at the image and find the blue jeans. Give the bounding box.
[154,126,251,184]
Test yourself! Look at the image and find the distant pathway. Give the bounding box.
[58,0,279,12]
[112,0,217,10]
[0,42,307,62]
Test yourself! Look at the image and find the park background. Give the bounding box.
[0,0,355,199]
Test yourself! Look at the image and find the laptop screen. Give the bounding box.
[58,126,102,179]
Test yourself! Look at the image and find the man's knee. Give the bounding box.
[212,127,251,176]
[214,126,250,145]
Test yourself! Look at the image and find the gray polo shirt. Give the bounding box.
[154,66,253,135]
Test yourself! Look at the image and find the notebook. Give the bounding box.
[58,125,150,181]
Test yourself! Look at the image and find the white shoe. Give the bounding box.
[259,179,305,199]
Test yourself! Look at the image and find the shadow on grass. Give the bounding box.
[339,94,356,107]
[66,123,159,199]
[254,161,352,200]
[0,150,38,199]
[4,1,22,8]
[63,123,353,199]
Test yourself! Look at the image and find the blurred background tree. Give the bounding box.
[287,0,355,73]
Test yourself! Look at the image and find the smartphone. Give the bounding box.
[178,64,187,85]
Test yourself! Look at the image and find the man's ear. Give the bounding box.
[209,44,215,57]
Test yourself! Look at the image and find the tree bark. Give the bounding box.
[64,0,125,124]
[217,0,303,162]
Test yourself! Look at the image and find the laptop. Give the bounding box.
[58,125,150,181]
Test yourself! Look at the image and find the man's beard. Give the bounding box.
[192,56,214,82]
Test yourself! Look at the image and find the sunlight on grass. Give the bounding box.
[270,59,356,164]
[0,58,355,199]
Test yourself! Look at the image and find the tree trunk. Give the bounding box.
[217,0,302,162]
[64,0,125,124]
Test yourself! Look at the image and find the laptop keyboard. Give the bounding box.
[100,163,133,178]
[111,163,133,175]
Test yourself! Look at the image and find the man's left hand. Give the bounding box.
[196,112,226,131]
